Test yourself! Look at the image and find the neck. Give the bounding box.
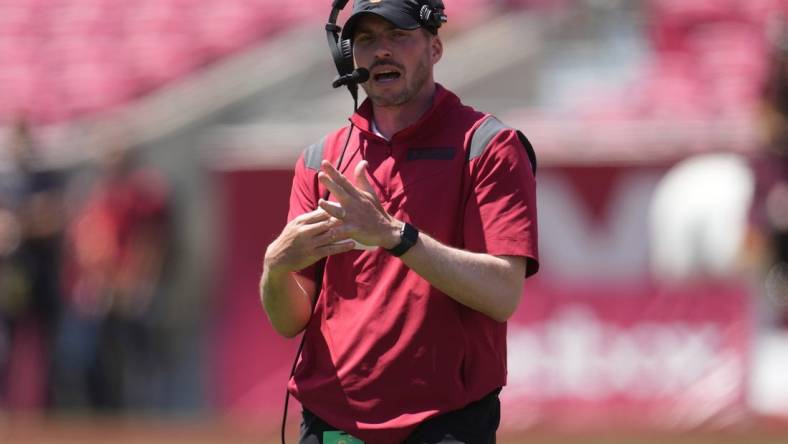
[372,82,436,139]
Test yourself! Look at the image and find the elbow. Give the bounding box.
[485,256,527,323]
[260,288,311,338]
[490,304,516,323]
[490,282,524,323]
[262,302,308,339]
[264,305,308,338]
[276,323,306,339]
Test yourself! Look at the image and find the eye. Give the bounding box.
[391,30,407,40]
[354,34,373,45]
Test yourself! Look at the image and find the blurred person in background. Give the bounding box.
[55,135,172,411]
[648,153,755,282]
[260,0,538,442]
[0,116,66,411]
[0,204,28,408]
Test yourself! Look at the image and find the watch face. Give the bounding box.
[402,222,419,244]
[388,222,418,257]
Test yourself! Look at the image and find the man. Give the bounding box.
[260,0,539,442]
[57,138,171,410]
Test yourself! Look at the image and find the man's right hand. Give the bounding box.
[262,208,355,337]
[264,208,356,275]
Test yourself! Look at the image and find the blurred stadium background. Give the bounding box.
[1,0,788,443]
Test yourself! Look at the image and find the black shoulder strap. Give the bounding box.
[468,115,537,174]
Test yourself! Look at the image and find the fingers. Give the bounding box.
[354,161,375,195]
[294,208,332,224]
[312,225,353,247]
[320,160,360,199]
[300,215,341,236]
[318,199,346,220]
[354,160,385,212]
[315,239,355,258]
[318,172,352,204]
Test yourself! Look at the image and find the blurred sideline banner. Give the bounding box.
[503,278,751,430]
[212,166,753,428]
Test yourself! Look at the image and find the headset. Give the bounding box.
[326,0,447,106]
[326,0,365,107]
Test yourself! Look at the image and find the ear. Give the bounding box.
[431,35,443,64]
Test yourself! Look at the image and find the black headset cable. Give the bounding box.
[280,97,360,444]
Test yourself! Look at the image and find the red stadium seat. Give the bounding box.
[1,0,776,124]
[191,0,270,56]
[57,61,136,115]
[124,32,202,87]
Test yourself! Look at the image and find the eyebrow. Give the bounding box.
[355,22,398,35]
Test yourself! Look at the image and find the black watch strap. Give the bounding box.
[386,222,419,257]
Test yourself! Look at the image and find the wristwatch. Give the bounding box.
[386,222,419,257]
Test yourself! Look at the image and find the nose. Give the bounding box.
[372,40,393,59]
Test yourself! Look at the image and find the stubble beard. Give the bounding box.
[364,51,431,108]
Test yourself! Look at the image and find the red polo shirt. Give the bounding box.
[286,84,538,443]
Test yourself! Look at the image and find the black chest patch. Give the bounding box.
[406,147,457,161]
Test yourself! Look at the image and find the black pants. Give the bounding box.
[299,388,501,444]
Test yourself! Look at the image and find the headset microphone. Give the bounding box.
[332,68,370,89]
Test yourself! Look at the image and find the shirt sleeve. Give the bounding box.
[287,153,321,282]
[463,129,540,277]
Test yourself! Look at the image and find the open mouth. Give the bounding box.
[373,70,402,83]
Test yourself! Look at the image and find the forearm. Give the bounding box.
[398,231,525,322]
[260,266,314,338]
[259,208,353,338]
[313,160,526,321]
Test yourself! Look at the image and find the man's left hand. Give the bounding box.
[317,160,401,250]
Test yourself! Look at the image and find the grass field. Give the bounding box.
[3,415,788,444]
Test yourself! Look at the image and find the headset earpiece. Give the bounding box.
[327,22,354,80]
[326,7,366,106]
[419,0,447,32]
[338,38,354,76]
